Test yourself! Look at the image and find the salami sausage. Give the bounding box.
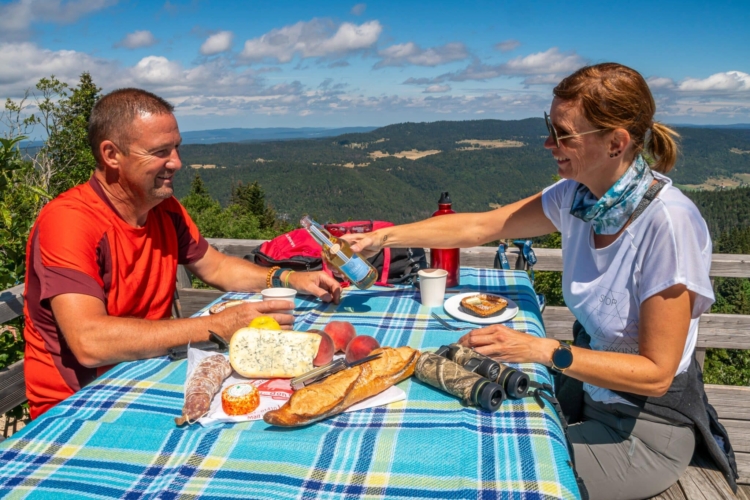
[175,354,232,425]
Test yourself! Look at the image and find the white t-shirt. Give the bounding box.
[541,173,715,405]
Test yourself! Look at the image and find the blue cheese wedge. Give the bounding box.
[229,328,321,378]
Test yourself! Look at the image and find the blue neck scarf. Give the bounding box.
[569,154,654,235]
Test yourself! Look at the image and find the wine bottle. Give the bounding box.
[300,216,378,290]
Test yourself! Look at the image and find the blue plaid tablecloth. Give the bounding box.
[0,268,580,499]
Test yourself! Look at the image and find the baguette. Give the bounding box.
[263,346,419,427]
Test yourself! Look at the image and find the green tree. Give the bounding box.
[32,74,100,196]
[230,181,279,230]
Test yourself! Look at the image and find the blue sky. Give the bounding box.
[1,0,749,132]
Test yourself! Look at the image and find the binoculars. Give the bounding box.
[435,344,529,399]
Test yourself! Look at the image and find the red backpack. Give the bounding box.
[245,220,426,287]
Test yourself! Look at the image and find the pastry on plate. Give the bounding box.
[460,294,508,317]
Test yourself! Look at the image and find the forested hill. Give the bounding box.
[175,119,750,224]
[686,186,750,238]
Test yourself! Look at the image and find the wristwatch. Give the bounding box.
[550,341,573,372]
[271,268,289,288]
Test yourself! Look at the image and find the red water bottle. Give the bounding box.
[430,192,460,287]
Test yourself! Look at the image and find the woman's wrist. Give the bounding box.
[535,337,560,367]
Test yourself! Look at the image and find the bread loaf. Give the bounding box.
[264,346,419,427]
[230,327,321,378]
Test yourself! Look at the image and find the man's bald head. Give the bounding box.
[88,88,175,165]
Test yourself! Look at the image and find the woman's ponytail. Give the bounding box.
[647,122,680,173]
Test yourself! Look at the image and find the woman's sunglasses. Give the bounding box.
[324,221,374,237]
[544,111,606,148]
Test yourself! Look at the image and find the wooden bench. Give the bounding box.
[2,239,749,498]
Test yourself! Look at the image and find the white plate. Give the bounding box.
[443,293,519,325]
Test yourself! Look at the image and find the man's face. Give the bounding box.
[118,113,182,204]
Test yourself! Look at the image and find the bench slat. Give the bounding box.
[0,360,25,415]
[542,306,750,350]
[0,284,24,324]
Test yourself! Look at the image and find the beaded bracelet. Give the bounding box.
[266,266,280,289]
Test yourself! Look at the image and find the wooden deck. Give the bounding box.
[2,238,749,498]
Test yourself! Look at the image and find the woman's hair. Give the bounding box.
[553,63,679,173]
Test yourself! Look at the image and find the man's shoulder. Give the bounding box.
[36,182,112,235]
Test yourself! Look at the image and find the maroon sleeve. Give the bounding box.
[30,218,107,303]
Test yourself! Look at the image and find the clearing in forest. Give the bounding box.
[369,149,441,160]
[456,139,525,150]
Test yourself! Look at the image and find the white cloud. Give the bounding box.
[423,84,450,93]
[494,40,520,52]
[351,3,366,15]
[647,76,675,90]
[419,48,587,84]
[0,0,118,40]
[678,71,750,92]
[501,48,586,76]
[200,31,234,55]
[114,30,157,49]
[240,18,382,63]
[375,42,469,68]
[0,42,118,95]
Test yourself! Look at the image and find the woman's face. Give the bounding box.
[544,97,611,186]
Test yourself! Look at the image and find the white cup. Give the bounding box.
[260,287,297,314]
[418,268,448,308]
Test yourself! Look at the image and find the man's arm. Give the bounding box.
[50,293,295,368]
[187,246,341,303]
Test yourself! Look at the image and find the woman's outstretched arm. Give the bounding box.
[344,192,556,257]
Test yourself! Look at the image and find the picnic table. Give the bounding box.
[0,268,580,499]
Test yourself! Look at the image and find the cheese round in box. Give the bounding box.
[229,327,322,379]
[221,383,260,416]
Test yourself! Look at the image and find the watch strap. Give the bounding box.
[272,268,290,288]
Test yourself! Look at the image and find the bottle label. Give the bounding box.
[339,255,369,282]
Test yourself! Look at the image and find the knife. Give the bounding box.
[291,353,383,390]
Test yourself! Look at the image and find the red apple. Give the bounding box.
[345,335,381,363]
[323,321,357,353]
[308,329,335,367]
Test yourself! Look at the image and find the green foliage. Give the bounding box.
[531,232,564,307]
[181,174,291,240]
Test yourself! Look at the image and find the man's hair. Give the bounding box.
[88,88,175,164]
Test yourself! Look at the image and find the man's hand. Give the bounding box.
[458,324,557,365]
[287,271,341,304]
[213,299,295,336]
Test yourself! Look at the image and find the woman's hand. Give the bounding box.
[287,271,342,304]
[458,324,558,365]
[340,231,384,259]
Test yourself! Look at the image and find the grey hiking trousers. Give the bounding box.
[568,393,695,500]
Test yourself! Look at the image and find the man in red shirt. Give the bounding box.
[23,88,341,418]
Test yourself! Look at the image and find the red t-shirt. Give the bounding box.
[23,177,208,418]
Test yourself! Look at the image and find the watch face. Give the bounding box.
[553,346,574,369]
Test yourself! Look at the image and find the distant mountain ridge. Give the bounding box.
[179,127,378,144]
[175,118,750,224]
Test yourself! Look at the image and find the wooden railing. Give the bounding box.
[2,238,749,488]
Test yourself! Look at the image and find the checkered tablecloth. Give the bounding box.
[0,268,580,499]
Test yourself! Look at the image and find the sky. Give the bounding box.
[1,0,749,133]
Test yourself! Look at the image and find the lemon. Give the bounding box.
[249,316,281,330]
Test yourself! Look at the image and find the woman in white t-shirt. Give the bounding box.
[343,63,734,499]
